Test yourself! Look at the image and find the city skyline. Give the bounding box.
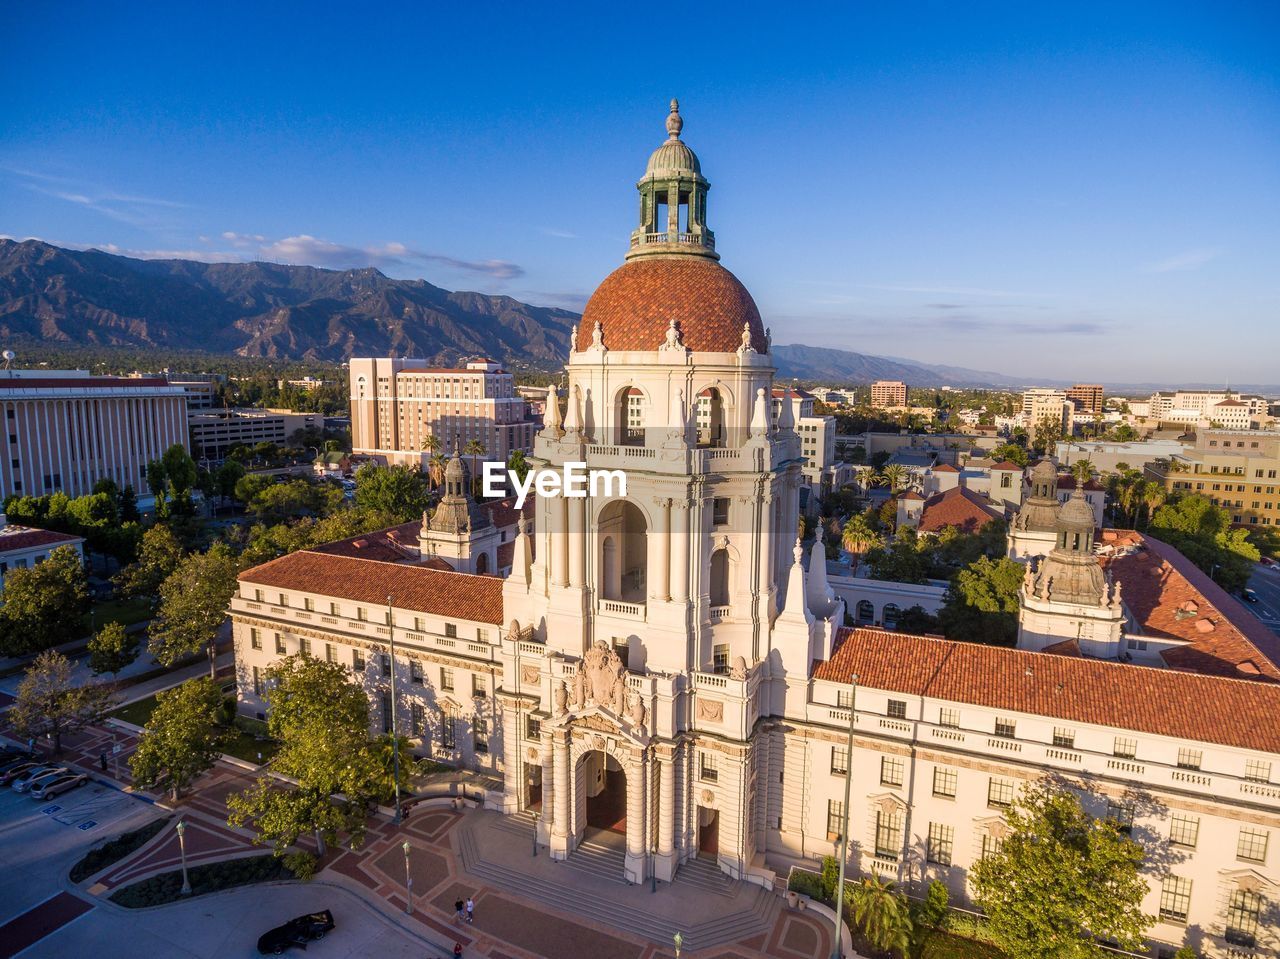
[2,2,1277,382]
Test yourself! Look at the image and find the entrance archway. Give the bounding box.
[697,806,719,858]
[578,750,627,838]
[598,501,647,603]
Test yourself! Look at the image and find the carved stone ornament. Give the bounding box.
[729,656,748,681]
[554,681,569,717]
[701,789,715,806]
[592,734,607,751]
[521,664,540,685]
[877,796,901,815]
[697,699,724,722]
[574,712,621,734]
[527,747,539,763]
[581,640,627,712]
[987,821,1010,840]
[627,689,648,733]
[660,318,685,352]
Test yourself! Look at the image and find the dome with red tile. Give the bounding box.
[576,256,768,354]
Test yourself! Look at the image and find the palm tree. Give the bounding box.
[421,433,442,456]
[848,875,913,958]
[1142,482,1168,530]
[877,464,909,494]
[841,513,883,573]
[427,454,446,491]
[1071,458,1094,485]
[463,439,486,497]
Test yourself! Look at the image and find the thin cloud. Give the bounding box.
[540,228,578,239]
[1144,248,1222,273]
[860,283,1038,298]
[259,235,523,280]
[89,243,240,263]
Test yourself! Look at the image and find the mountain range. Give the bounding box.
[5,239,1252,391]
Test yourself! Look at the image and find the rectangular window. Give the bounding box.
[1113,736,1137,759]
[1176,748,1202,770]
[994,718,1016,739]
[298,636,311,657]
[1159,876,1192,924]
[413,617,424,632]
[275,634,286,655]
[472,674,487,698]
[927,822,954,866]
[325,643,335,663]
[410,661,424,685]
[353,649,365,672]
[278,593,288,607]
[988,777,1015,808]
[380,693,392,734]
[379,653,391,676]
[1226,889,1261,948]
[980,833,1002,860]
[440,710,456,749]
[1245,759,1272,783]
[875,809,902,860]
[1169,814,1199,848]
[831,745,848,776]
[445,622,458,638]
[303,597,314,612]
[700,752,718,782]
[837,688,854,709]
[410,702,425,736]
[933,767,957,798]
[477,627,490,642]
[1107,800,1134,833]
[880,756,904,787]
[713,498,730,526]
[330,602,339,615]
[887,699,907,719]
[827,799,845,840]
[938,708,960,728]
[713,644,730,674]
[356,607,367,621]
[1051,727,1075,748]
[1237,827,1269,863]
[441,668,455,691]
[252,665,262,695]
[250,627,262,650]
[526,715,541,741]
[474,717,489,754]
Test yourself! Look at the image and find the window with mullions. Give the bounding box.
[1106,800,1135,833]
[988,778,1015,808]
[827,800,845,840]
[880,756,904,787]
[1225,889,1261,947]
[927,822,953,866]
[1158,875,1191,924]
[933,767,957,798]
[1169,814,1199,848]
[1237,827,1269,863]
[440,711,456,750]
[830,746,848,776]
[874,809,902,860]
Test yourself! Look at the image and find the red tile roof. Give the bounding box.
[898,491,925,502]
[239,550,504,624]
[484,496,533,531]
[310,521,422,564]
[989,461,1023,471]
[1104,532,1280,680]
[1057,476,1105,492]
[577,257,767,353]
[814,627,1280,753]
[931,464,960,473]
[0,527,82,552]
[917,487,1003,535]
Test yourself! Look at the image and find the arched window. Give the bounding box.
[710,548,730,606]
[616,387,646,446]
[475,552,489,575]
[599,501,648,603]
[696,388,726,448]
[883,603,901,630]
[856,600,874,625]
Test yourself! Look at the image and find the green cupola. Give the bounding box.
[627,99,718,261]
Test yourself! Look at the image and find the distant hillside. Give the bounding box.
[771,343,1042,388]
[0,238,577,368]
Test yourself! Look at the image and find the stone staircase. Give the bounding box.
[458,813,779,952]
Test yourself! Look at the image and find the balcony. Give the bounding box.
[599,599,645,620]
[629,230,715,250]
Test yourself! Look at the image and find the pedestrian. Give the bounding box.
[465,895,474,924]
[454,898,464,924]
[99,751,108,772]
[453,943,463,958]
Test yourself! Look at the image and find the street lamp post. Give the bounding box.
[402,840,413,914]
[386,594,403,825]
[651,836,657,893]
[176,820,191,896]
[830,675,858,959]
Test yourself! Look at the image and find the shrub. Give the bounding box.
[284,851,317,881]
[109,854,293,908]
[70,817,171,883]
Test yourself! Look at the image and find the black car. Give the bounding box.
[257,911,335,954]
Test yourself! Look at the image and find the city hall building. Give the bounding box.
[231,104,1279,957]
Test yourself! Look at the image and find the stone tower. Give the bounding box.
[1007,459,1061,561]
[418,445,500,574]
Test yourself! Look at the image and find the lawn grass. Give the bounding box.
[923,932,1007,959]
[69,816,171,883]
[109,697,279,765]
[83,595,152,633]
[108,854,293,908]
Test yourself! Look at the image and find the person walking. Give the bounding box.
[99,751,108,772]
[454,898,465,924]
[453,943,463,958]
[465,895,475,924]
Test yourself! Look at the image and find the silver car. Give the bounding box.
[12,765,68,793]
[31,772,87,799]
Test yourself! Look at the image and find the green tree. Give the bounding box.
[1149,494,1259,591]
[908,880,950,959]
[9,650,112,755]
[88,621,140,679]
[114,524,186,601]
[848,875,913,958]
[227,655,387,856]
[507,448,530,486]
[130,677,231,800]
[119,485,141,523]
[937,556,1024,646]
[990,443,1029,468]
[234,472,275,505]
[841,512,883,573]
[149,544,240,678]
[864,536,930,585]
[0,545,91,655]
[971,781,1151,959]
[353,463,431,522]
[894,605,941,634]
[877,463,909,493]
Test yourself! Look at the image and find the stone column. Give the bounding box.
[649,498,670,603]
[656,748,676,881]
[667,182,680,235]
[550,731,571,859]
[568,496,585,587]
[624,749,648,884]
[671,502,690,603]
[539,731,554,848]
[551,497,569,587]
[501,700,521,813]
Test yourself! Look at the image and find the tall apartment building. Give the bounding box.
[349,358,535,467]
[1021,388,1071,433]
[0,370,188,502]
[1065,383,1104,413]
[1149,429,1280,528]
[1148,390,1270,428]
[770,387,845,500]
[870,380,908,408]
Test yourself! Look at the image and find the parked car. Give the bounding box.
[0,761,44,785]
[257,911,335,955]
[1242,588,1260,604]
[0,755,33,775]
[31,772,88,800]
[13,765,68,793]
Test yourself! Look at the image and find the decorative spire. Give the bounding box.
[541,384,563,436]
[666,98,683,140]
[750,387,770,437]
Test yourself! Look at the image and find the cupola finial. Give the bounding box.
[666,98,683,140]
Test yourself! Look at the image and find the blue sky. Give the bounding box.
[2,2,1277,383]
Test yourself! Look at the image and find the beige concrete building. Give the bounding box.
[1021,388,1071,433]
[230,104,1279,958]
[0,369,188,502]
[350,357,535,468]
[187,407,323,461]
[1066,383,1105,413]
[0,513,84,590]
[870,380,908,408]
[771,388,846,503]
[1149,429,1280,529]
